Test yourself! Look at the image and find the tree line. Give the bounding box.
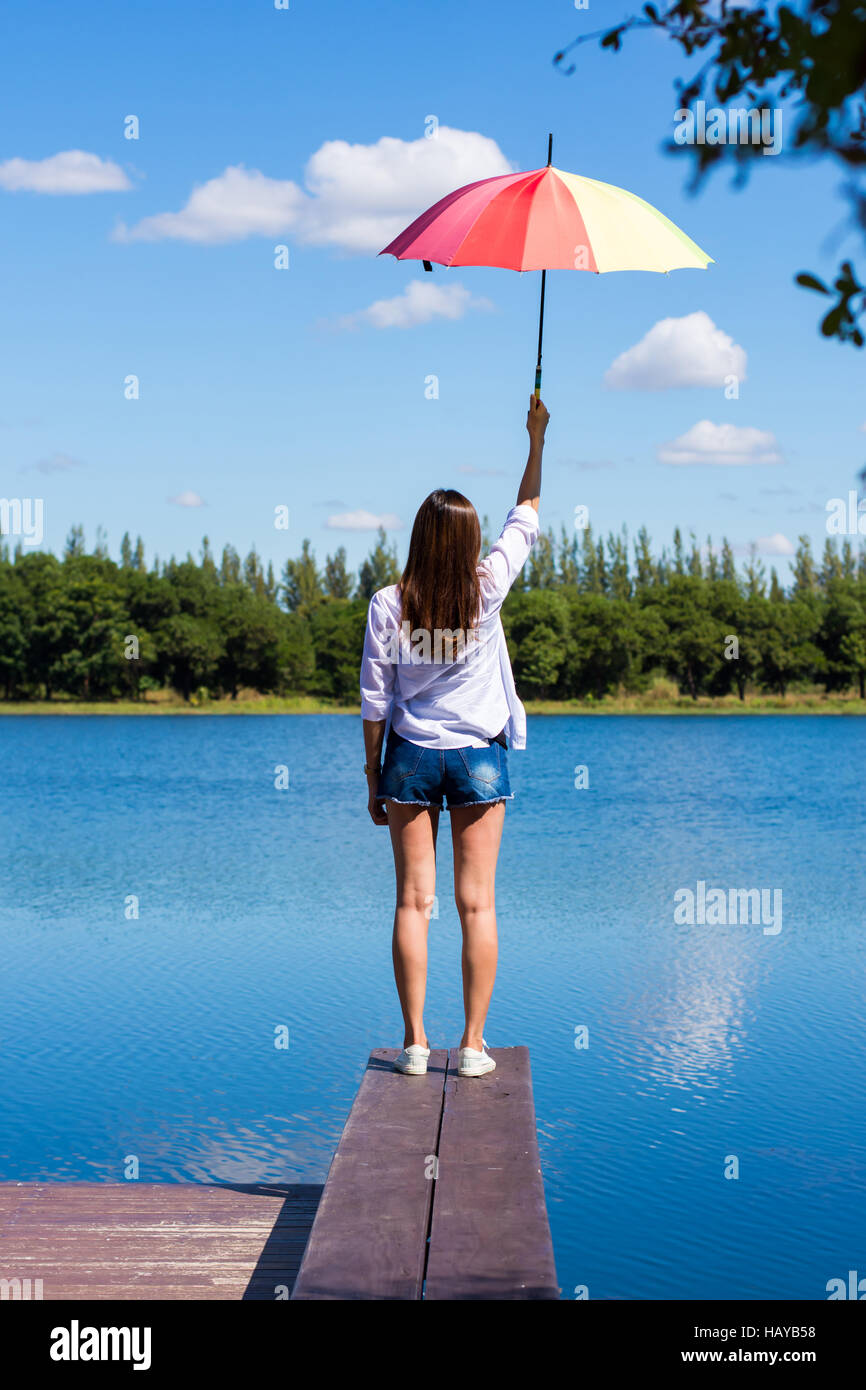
[1,520,864,703]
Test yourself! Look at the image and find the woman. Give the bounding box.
[360,394,549,1079]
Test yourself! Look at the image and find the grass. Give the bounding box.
[2,681,865,715]
[523,693,866,714]
[523,677,866,714]
[0,692,359,715]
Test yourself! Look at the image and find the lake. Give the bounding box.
[1,713,863,1299]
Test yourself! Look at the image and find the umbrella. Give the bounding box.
[380,135,713,398]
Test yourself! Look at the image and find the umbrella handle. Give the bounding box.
[533,137,552,401]
[534,265,547,401]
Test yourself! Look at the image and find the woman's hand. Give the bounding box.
[526,394,550,449]
[363,719,388,824]
[367,784,388,826]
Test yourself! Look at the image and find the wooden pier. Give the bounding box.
[0,1181,321,1300]
[0,1046,558,1301]
[293,1045,559,1300]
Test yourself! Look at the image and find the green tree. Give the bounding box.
[0,559,28,698]
[51,553,130,698]
[607,527,632,599]
[282,539,325,613]
[356,528,400,601]
[280,612,317,692]
[308,598,368,702]
[323,546,352,599]
[218,585,289,697]
[708,579,763,700]
[15,551,68,698]
[654,575,725,699]
[558,524,580,587]
[243,547,267,596]
[819,576,866,695]
[560,592,642,698]
[633,527,656,590]
[758,597,824,696]
[220,544,241,585]
[580,524,604,594]
[526,527,557,589]
[503,590,569,697]
[64,525,85,559]
[159,613,223,701]
[792,535,819,594]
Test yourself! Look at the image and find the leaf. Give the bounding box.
[795,272,830,295]
[821,306,843,337]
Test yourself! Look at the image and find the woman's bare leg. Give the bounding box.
[450,801,505,1051]
[387,802,440,1049]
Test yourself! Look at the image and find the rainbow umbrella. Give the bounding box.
[380,135,713,397]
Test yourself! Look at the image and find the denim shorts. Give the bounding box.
[378,728,513,809]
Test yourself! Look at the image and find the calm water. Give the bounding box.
[1,713,863,1299]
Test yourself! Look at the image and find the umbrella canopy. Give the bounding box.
[380,142,713,397]
[380,164,713,274]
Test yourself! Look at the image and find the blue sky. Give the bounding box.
[1,0,863,581]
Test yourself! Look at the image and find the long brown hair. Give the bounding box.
[399,489,482,661]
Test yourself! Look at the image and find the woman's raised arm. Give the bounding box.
[516,394,549,512]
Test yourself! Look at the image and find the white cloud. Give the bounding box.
[337,279,492,330]
[0,151,131,194]
[325,509,403,531]
[168,491,206,507]
[115,127,513,250]
[755,532,795,555]
[658,420,784,466]
[115,166,305,245]
[297,127,512,253]
[605,311,746,390]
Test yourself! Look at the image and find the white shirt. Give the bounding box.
[360,503,540,749]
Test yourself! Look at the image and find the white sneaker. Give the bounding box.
[457,1040,496,1077]
[393,1044,431,1075]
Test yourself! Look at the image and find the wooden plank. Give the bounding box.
[423,1046,559,1300]
[291,1048,447,1300]
[0,1182,321,1300]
